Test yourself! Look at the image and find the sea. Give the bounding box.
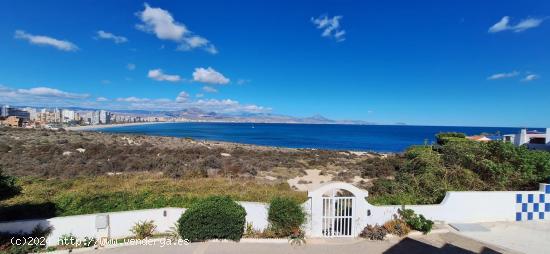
[94,123,539,153]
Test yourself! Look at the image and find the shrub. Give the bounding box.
[58,233,77,248]
[177,196,246,242]
[359,224,387,240]
[0,225,52,254]
[0,169,20,200]
[130,220,157,239]
[398,208,434,234]
[383,219,411,237]
[435,132,466,145]
[267,197,306,237]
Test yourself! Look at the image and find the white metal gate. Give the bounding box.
[321,196,354,237]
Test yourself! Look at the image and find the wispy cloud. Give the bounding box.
[136,3,217,54]
[175,91,189,102]
[127,63,136,71]
[1,85,269,114]
[202,86,218,93]
[487,71,519,80]
[17,87,89,99]
[489,16,544,33]
[237,79,250,85]
[311,15,346,42]
[192,67,230,84]
[522,74,539,82]
[148,69,182,82]
[14,30,78,51]
[95,30,128,44]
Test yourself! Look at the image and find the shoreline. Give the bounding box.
[66,121,174,131]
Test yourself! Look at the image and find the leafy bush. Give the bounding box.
[177,196,246,242]
[359,224,387,240]
[398,208,434,234]
[130,220,157,239]
[383,219,411,237]
[0,169,20,200]
[0,225,52,254]
[58,233,78,250]
[267,197,306,237]
[82,236,97,247]
[435,132,466,145]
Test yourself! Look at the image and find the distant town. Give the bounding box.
[0,104,171,129]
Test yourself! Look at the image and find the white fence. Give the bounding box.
[1,183,548,242]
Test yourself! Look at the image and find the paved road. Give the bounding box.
[90,233,511,254]
[455,220,550,254]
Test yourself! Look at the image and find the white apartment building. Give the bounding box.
[503,128,550,151]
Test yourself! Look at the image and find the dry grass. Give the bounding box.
[0,173,307,221]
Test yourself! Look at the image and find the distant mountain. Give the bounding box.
[9,105,379,125]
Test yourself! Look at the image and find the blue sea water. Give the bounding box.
[95,123,535,152]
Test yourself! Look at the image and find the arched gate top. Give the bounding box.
[307,181,368,200]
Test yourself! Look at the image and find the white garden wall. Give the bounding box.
[0,202,268,246]
[1,183,548,241]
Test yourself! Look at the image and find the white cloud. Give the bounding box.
[116,96,151,102]
[237,79,250,85]
[136,3,217,54]
[311,15,346,42]
[522,74,539,82]
[202,86,218,93]
[194,99,269,113]
[175,91,189,102]
[192,67,229,84]
[489,16,544,33]
[127,63,136,70]
[148,69,182,82]
[96,30,128,44]
[101,80,111,84]
[0,85,269,114]
[17,87,89,98]
[487,71,519,80]
[14,30,78,51]
[195,93,204,98]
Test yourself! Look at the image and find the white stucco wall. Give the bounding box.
[0,202,269,246]
[306,182,550,237]
[2,183,549,241]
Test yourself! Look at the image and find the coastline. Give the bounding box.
[66,121,174,131]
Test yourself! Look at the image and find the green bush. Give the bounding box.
[398,207,434,234]
[130,220,157,239]
[177,196,246,242]
[435,132,466,145]
[267,197,306,237]
[0,169,20,200]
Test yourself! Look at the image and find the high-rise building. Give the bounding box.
[92,111,100,125]
[99,110,110,124]
[1,105,9,117]
[61,109,75,123]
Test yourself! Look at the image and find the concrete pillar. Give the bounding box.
[546,128,550,146]
[518,129,527,146]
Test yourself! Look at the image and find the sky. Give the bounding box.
[0,0,549,127]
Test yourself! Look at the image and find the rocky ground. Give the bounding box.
[0,127,386,189]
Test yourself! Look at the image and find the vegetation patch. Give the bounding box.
[177,196,246,242]
[267,197,306,237]
[0,173,306,221]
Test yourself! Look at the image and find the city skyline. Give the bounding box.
[0,0,549,127]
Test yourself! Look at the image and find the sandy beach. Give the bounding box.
[66,121,175,131]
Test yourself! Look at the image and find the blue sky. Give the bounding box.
[0,0,548,127]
